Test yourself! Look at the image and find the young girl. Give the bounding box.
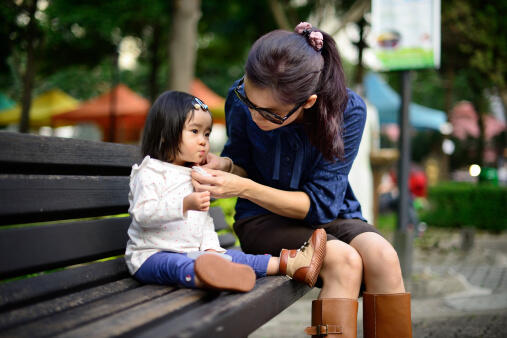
[125,90,327,292]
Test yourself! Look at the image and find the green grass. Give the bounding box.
[377,212,397,237]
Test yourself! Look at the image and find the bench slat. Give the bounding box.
[0,218,130,279]
[57,288,209,338]
[0,278,139,331]
[1,284,178,337]
[0,258,128,310]
[218,233,236,248]
[0,132,140,175]
[135,277,310,338]
[208,207,229,231]
[0,175,129,225]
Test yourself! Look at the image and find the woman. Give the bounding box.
[192,22,412,338]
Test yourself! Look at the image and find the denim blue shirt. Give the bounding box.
[221,80,366,225]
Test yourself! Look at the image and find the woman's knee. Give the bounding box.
[321,241,363,280]
[365,242,404,288]
[370,242,401,273]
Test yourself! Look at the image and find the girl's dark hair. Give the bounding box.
[141,91,208,162]
[245,28,348,161]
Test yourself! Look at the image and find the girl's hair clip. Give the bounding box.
[193,97,208,111]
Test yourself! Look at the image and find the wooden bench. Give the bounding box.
[0,131,310,338]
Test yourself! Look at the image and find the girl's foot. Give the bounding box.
[279,228,327,287]
[194,253,256,292]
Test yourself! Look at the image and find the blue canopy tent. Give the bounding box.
[0,94,14,111]
[364,72,446,130]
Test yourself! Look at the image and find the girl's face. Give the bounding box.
[243,78,317,131]
[172,108,212,166]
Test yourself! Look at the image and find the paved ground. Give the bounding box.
[250,229,507,338]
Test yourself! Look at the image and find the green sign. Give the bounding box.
[371,0,441,71]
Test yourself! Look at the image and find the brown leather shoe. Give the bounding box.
[279,228,327,287]
[194,254,256,292]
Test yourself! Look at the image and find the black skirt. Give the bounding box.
[234,213,381,256]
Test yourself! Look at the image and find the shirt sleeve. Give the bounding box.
[302,93,367,225]
[220,80,253,173]
[129,167,185,229]
[199,215,226,252]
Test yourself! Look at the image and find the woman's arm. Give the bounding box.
[191,168,310,219]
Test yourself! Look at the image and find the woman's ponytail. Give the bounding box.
[303,29,348,161]
[246,23,348,161]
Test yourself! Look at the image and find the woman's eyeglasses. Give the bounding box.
[233,76,304,125]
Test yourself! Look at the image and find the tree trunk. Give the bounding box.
[148,23,161,103]
[268,0,291,30]
[444,68,455,115]
[168,0,201,92]
[19,0,38,133]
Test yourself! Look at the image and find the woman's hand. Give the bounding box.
[202,153,231,172]
[192,167,310,220]
[191,168,247,199]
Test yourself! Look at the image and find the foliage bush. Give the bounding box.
[420,182,507,231]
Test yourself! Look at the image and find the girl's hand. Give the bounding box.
[191,168,247,199]
[202,153,231,172]
[183,191,211,212]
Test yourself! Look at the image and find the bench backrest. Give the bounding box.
[0,132,232,280]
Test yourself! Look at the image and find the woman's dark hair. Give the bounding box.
[141,91,208,162]
[245,28,348,161]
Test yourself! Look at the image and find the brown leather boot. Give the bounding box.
[304,298,358,337]
[362,292,412,338]
[279,228,327,287]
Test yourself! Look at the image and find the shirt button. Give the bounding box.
[284,156,291,162]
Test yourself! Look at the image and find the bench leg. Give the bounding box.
[304,298,358,337]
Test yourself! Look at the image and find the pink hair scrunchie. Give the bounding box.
[309,31,324,51]
[294,22,312,34]
[294,22,324,51]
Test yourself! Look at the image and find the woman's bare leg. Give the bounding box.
[319,240,363,299]
[350,232,405,293]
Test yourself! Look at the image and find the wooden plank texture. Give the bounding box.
[134,276,310,338]
[0,278,139,331]
[0,218,130,279]
[0,132,140,174]
[209,207,228,231]
[57,288,210,338]
[0,175,129,225]
[1,285,178,337]
[0,258,128,310]
[218,233,236,248]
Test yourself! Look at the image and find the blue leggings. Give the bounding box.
[134,250,271,288]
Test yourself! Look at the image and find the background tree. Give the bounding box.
[168,0,200,92]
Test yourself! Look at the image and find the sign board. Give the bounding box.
[371,0,441,70]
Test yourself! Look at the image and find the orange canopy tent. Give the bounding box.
[52,84,150,143]
[190,79,225,124]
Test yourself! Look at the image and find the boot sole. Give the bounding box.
[305,228,327,287]
[194,254,256,292]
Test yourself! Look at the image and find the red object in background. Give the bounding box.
[51,84,150,143]
[409,170,427,197]
[390,168,427,198]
